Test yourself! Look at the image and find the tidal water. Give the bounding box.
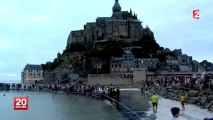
[0,90,128,120]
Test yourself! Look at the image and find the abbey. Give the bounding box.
[66,0,154,46]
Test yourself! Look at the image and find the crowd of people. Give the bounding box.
[0,83,22,90]
[1,74,213,120]
[0,82,121,108]
[141,74,213,92]
[140,74,213,102]
[143,74,213,120]
[44,83,120,102]
[44,83,120,108]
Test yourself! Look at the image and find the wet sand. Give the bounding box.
[119,90,151,120]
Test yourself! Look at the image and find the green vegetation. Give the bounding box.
[63,42,89,54]
[132,48,149,58]
[43,35,175,72]
[42,58,63,70]
[140,39,160,53]
[91,40,131,59]
[132,38,160,58]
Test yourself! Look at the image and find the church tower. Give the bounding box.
[112,0,121,18]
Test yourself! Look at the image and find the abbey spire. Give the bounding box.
[112,0,121,13]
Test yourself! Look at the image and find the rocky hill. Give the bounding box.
[40,0,213,83]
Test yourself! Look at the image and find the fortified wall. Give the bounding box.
[87,74,132,86]
[86,71,213,86]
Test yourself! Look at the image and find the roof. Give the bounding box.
[86,22,96,26]
[24,64,43,70]
[128,19,141,22]
[166,56,177,60]
[192,60,200,65]
[97,17,111,20]
[140,58,159,61]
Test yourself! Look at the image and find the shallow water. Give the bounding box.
[0,90,127,120]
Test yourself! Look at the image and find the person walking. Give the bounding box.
[150,93,158,113]
[180,94,185,111]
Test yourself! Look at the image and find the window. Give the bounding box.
[119,64,121,67]
[136,64,139,68]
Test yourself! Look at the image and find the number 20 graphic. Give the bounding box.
[14,96,28,110]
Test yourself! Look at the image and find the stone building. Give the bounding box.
[66,0,154,48]
[166,56,179,65]
[21,64,44,84]
[110,49,158,77]
[174,49,192,65]
[178,54,192,71]
[192,60,205,71]
[140,58,159,71]
[200,60,213,71]
[110,54,146,77]
[170,49,193,72]
[173,49,182,56]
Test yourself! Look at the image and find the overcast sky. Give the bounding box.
[0,0,212,82]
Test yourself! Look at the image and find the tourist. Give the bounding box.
[141,85,144,95]
[108,86,113,103]
[150,92,158,113]
[170,107,180,120]
[204,118,213,120]
[115,87,120,109]
[180,94,185,111]
[116,87,120,101]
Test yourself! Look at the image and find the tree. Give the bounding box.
[159,47,164,51]
[92,41,125,59]
[132,48,149,58]
[41,64,47,70]
[157,53,167,63]
[140,38,160,53]
[65,42,87,53]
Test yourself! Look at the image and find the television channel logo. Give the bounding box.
[14,96,28,110]
[193,9,200,19]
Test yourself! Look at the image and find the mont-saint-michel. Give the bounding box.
[0,0,213,120]
[21,0,213,85]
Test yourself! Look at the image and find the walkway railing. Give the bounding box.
[99,92,144,120]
